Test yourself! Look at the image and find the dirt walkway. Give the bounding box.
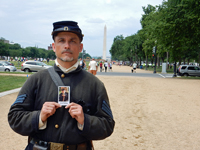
[1,65,200,149]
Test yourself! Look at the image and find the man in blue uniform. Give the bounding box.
[8,21,115,150]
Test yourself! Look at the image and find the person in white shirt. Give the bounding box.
[132,62,137,73]
[88,58,98,75]
[104,61,108,72]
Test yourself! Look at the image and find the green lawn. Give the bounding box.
[0,76,28,92]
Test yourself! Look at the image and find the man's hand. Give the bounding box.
[65,102,84,125]
[40,102,61,122]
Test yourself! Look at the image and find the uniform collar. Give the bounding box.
[55,59,78,73]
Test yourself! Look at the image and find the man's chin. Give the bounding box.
[58,57,74,62]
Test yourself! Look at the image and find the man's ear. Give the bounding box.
[52,43,56,52]
[79,43,83,53]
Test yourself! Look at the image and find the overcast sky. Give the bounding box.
[0,0,164,57]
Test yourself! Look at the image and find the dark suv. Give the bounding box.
[177,65,200,77]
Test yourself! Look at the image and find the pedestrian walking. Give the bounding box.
[88,58,98,75]
[99,61,103,72]
[104,61,108,72]
[108,62,110,72]
[110,62,112,72]
[132,62,137,73]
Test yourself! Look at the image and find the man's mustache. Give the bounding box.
[61,49,73,54]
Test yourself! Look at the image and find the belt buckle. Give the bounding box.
[50,142,64,150]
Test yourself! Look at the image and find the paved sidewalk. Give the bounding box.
[0,88,21,98]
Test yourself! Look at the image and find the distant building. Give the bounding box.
[92,56,111,62]
[10,41,15,44]
[3,40,9,44]
[48,44,53,50]
[92,56,102,59]
[3,40,15,44]
[106,56,111,62]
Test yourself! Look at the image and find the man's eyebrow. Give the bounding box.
[56,36,79,41]
[71,37,79,40]
[57,37,65,40]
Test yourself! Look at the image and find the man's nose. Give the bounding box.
[64,42,70,49]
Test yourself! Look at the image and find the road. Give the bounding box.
[97,71,174,78]
[15,69,175,78]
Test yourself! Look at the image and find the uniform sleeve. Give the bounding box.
[8,75,40,136]
[78,82,115,140]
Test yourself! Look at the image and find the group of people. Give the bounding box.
[79,58,113,75]
[99,61,113,72]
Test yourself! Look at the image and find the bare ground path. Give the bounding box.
[1,65,200,150]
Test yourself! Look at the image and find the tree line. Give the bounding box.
[109,0,200,68]
[0,37,91,60]
[0,37,56,60]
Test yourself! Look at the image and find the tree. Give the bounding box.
[140,4,158,69]
[9,43,21,50]
[108,0,200,67]
[78,52,91,59]
[47,50,56,60]
[109,35,124,60]
[0,41,9,57]
[27,47,39,58]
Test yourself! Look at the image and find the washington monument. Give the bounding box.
[103,25,107,60]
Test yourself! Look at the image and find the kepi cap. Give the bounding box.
[52,21,84,42]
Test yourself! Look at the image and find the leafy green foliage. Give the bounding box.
[78,52,92,59]
[110,0,200,65]
[0,38,56,60]
[109,35,125,60]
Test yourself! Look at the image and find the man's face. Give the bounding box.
[52,32,83,63]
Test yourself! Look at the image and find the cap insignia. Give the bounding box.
[64,26,68,31]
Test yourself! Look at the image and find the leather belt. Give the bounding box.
[30,138,87,150]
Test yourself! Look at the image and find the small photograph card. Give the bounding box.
[58,86,70,106]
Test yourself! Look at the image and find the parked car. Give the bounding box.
[177,65,200,77]
[3,61,14,66]
[21,60,52,72]
[0,61,17,72]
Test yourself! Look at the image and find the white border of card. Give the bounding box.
[58,86,70,106]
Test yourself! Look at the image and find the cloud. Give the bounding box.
[86,18,105,24]
[0,0,164,57]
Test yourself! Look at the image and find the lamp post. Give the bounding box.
[173,61,177,77]
[130,49,132,64]
[153,46,157,73]
[171,43,177,77]
[135,46,137,63]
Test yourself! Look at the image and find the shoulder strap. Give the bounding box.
[48,67,65,86]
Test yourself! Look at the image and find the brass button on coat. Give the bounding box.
[55,124,59,128]
[61,74,65,78]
